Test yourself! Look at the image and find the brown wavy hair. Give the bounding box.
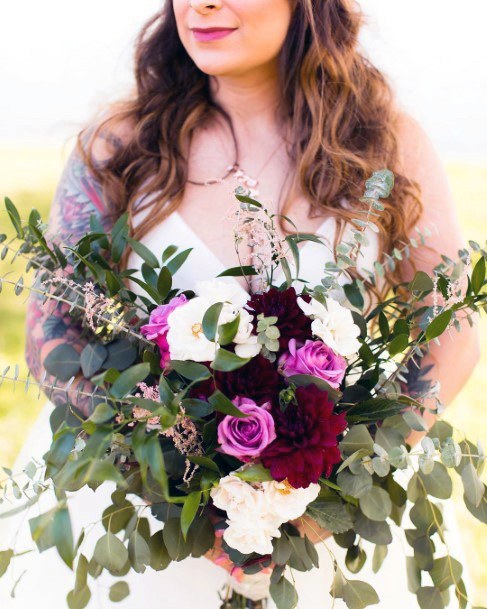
[77,0,422,289]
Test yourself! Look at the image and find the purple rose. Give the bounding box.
[141,295,187,368]
[217,397,276,461]
[279,339,347,389]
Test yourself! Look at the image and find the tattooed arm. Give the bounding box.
[24,129,123,417]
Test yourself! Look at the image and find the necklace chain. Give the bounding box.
[186,138,285,198]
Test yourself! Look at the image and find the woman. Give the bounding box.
[1,1,479,607]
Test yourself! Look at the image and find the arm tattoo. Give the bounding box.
[25,142,115,417]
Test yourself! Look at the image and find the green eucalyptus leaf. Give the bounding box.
[337,469,373,499]
[0,549,14,577]
[406,556,421,593]
[342,579,380,609]
[149,531,171,571]
[419,462,453,500]
[272,535,293,565]
[354,512,392,545]
[410,271,434,295]
[358,487,392,522]
[128,531,151,573]
[103,339,138,371]
[372,545,388,573]
[417,586,445,609]
[29,506,74,568]
[270,576,298,609]
[5,197,24,238]
[162,518,192,561]
[339,426,374,456]
[109,581,130,602]
[344,283,365,310]
[430,556,463,591]
[461,463,484,507]
[345,544,366,574]
[44,344,81,382]
[80,343,108,377]
[89,402,116,424]
[67,585,91,609]
[93,532,129,572]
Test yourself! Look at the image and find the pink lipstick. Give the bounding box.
[191,28,237,42]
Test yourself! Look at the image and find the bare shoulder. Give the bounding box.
[86,115,135,164]
[393,111,465,272]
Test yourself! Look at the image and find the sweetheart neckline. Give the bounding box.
[171,210,335,294]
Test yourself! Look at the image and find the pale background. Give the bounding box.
[0,0,485,604]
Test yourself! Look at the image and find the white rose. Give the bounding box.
[297,296,361,357]
[228,570,272,601]
[195,278,248,308]
[263,480,320,522]
[166,297,217,362]
[210,474,259,519]
[223,519,277,556]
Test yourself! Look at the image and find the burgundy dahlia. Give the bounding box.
[261,385,348,488]
[191,355,283,406]
[246,287,312,351]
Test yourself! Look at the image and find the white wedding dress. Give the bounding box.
[0,188,469,609]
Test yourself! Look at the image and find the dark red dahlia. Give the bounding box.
[190,355,283,406]
[261,385,348,488]
[246,287,312,351]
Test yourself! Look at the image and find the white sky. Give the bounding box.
[0,0,486,160]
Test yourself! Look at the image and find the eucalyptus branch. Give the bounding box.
[0,276,153,348]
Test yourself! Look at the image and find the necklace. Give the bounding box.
[186,137,286,198]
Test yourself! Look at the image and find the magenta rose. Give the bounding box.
[279,338,347,389]
[217,397,276,461]
[141,295,187,368]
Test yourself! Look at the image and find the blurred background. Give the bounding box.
[0,0,485,602]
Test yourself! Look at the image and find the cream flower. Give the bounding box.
[297,296,361,356]
[195,278,248,308]
[233,308,261,358]
[210,474,260,520]
[262,480,320,522]
[228,570,272,602]
[166,297,217,362]
[223,519,277,556]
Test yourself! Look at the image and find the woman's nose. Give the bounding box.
[189,0,223,15]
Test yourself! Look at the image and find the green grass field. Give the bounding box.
[0,145,485,603]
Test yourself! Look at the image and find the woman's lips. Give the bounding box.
[191,28,237,42]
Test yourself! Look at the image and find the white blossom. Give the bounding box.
[297,296,361,356]
[262,480,320,522]
[166,297,217,361]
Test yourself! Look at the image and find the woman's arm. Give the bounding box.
[300,113,481,545]
[24,130,119,417]
[394,113,481,447]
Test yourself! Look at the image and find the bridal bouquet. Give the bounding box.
[0,170,486,609]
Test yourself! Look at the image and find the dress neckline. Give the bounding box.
[171,210,335,294]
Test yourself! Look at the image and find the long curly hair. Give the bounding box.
[77,0,422,287]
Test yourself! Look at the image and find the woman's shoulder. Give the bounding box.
[82,113,136,165]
